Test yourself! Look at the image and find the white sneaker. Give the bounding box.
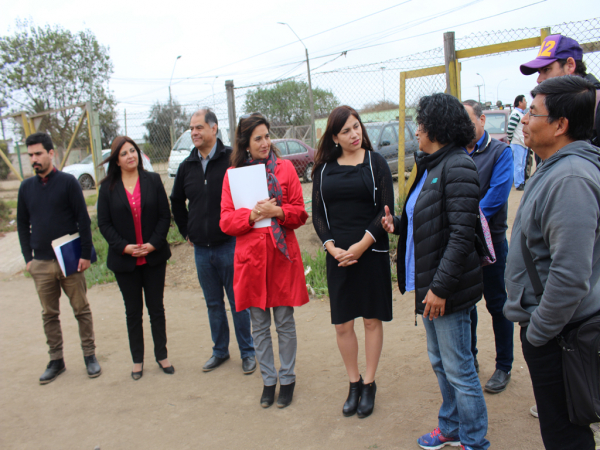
[530,404,538,418]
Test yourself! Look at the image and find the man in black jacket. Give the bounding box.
[17,132,101,384]
[171,109,255,374]
[463,100,514,394]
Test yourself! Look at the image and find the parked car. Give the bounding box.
[63,149,154,190]
[363,120,418,175]
[273,139,315,182]
[483,109,510,144]
[167,128,225,178]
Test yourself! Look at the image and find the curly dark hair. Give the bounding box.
[416,93,475,148]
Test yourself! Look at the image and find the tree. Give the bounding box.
[243,80,339,127]
[143,100,189,162]
[0,21,118,157]
[362,100,399,113]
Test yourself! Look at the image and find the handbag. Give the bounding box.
[521,231,600,425]
[475,207,496,266]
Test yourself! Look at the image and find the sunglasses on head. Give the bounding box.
[239,112,264,124]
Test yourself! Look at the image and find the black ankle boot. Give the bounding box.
[343,376,363,417]
[261,385,276,408]
[277,381,295,409]
[357,380,377,418]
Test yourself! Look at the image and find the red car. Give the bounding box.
[273,139,315,182]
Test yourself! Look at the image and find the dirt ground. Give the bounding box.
[0,186,547,450]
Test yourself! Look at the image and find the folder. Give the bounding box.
[227,164,271,228]
[51,233,97,277]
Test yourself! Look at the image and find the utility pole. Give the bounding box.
[169,56,182,148]
[381,67,386,103]
[278,22,316,147]
[225,80,236,146]
[475,85,482,103]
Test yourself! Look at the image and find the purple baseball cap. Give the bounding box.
[520,34,583,75]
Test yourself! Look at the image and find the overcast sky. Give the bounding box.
[2,0,599,120]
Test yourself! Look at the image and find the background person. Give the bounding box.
[382,93,489,450]
[312,105,394,419]
[507,95,528,190]
[520,34,600,146]
[220,113,309,409]
[171,109,256,375]
[520,32,600,422]
[97,136,173,380]
[504,76,600,450]
[17,132,101,384]
[463,99,514,394]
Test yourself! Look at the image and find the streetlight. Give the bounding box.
[381,67,386,103]
[169,55,182,147]
[496,78,508,104]
[476,73,487,105]
[278,22,316,147]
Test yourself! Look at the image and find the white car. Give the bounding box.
[63,149,154,190]
[168,130,194,178]
[168,129,225,178]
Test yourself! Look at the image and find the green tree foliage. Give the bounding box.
[362,100,399,113]
[0,21,118,153]
[243,80,339,126]
[143,100,189,162]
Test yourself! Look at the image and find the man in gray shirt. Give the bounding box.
[504,76,600,450]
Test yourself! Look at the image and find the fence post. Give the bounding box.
[87,102,104,196]
[398,71,406,197]
[226,80,236,146]
[444,32,459,98]
[15,141,24,179]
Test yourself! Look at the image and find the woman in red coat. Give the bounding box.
[220,113,309,410]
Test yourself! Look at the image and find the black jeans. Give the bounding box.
[115,262,168,364]
[520,327,595,450]
[471,239,514,372]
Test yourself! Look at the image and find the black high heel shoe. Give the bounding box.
[343,376,363,417]
[357,380,377,418]
[131,363,143,381]
[156,359,175,375]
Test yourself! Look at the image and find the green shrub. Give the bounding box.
[0,142,10,180]
[85,215,115,287]
[302,249,328,298]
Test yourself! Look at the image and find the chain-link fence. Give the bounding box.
[2,18,598,193]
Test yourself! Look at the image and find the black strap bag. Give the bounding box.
[521,232,600,425]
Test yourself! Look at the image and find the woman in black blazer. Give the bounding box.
[97,136,173,380]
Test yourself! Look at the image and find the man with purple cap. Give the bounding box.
[520,34,600,146]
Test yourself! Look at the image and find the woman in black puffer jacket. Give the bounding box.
[382,93,489,450]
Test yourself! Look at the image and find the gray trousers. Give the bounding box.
[250,306,297,386]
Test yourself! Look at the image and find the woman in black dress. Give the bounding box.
[312,106,394,418]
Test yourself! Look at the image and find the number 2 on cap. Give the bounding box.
[537,40,556,57]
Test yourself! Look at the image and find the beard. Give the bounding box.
[32,164,44,174]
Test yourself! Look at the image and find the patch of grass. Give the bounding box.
[85,194,97,207]
[85,215,115,287]
[3,199,17,209]
[302,249,328,298]
[0,200,16,233]
[167,216,186,245]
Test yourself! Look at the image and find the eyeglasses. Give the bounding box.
[526,111,549,118]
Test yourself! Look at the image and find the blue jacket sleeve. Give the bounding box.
[480,147,513,219]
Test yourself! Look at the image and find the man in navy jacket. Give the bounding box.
[463,100,514,393]
[17,132,101,384]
